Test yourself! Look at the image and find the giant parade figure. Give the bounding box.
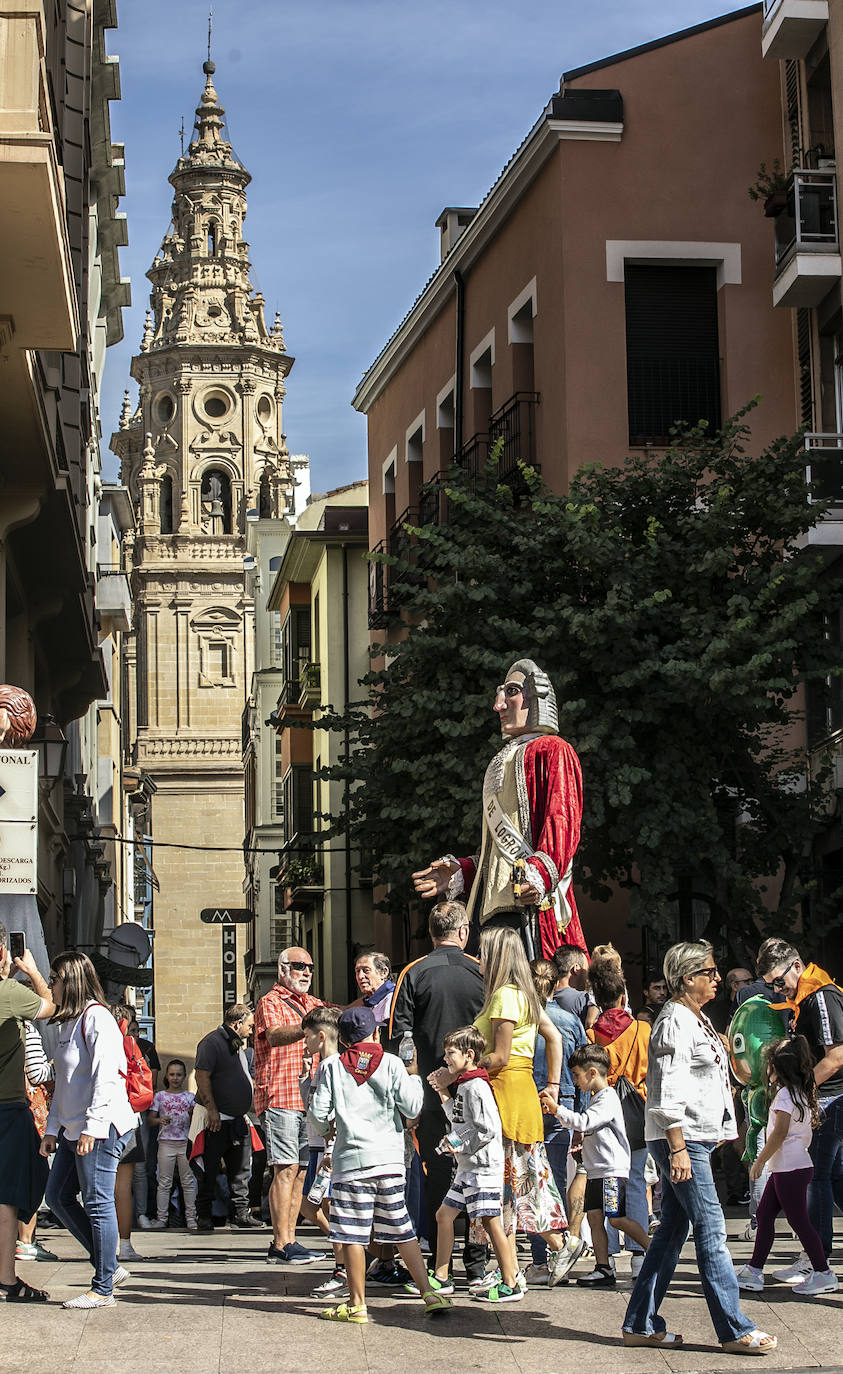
[412,658,587,959]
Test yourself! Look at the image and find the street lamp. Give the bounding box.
[34,714,68,788]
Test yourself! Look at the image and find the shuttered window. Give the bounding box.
[625,264,721,446]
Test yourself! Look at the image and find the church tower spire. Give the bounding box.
[110,61,305,1057]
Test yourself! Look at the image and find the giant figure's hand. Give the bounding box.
[516,881,543,906]
[411,858,459,900]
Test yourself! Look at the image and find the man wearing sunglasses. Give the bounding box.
[763,939,843,1284]
[253,947,324,1265]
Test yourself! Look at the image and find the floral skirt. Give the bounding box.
[501,1135,568,1237]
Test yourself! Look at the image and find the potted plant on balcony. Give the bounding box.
[748,159,788,217]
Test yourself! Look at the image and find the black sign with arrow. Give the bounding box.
[200,907,252,925]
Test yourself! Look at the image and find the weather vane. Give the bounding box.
[178,116,185,155]
[208,8,213,62]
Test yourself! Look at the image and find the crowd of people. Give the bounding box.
[0,914,840,1354]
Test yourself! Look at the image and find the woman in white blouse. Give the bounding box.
[41,953,137,1309]
[622,941,777,1357]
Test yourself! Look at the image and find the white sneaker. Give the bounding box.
[735,1264,764,1292]
[773,1253,813,1285]
[793,1268,838,1297]
[741,1219,757,1242]
[63,1291,116,1309]
[117,1243,143,1262]
[548,1234,585,1286]
[147,1219,167,1231]
[630,1253,645,1279]
[112,1266,130,1287]
[136,1215,154,1230]
[524,1263,549,1286]
[468,1267,500,1293]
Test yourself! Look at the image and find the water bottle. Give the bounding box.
[398,1031,415,1064]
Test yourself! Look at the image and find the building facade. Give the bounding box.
[249,483,372,1004]
[112,60,303,1062]
[352,4,807,965]
[0,0,131,962]
[761,1,843,948]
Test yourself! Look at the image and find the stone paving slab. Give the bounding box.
[2,1218,841,1374]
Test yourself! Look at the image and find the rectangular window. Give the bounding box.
[625,264,721,446]
[274,736,284,820]
[280,605,311,697]
[282,764,314,847]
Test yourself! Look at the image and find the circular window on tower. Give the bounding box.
[256,394,273,425]
[154,392,175,425]
[201,389,232,422]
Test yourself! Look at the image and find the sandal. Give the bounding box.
[721,1331,778,1356]
[622,1331,683,1347]
[0,1278,49,1303]
[318,1302,368,1324]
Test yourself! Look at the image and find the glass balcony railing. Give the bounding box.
[805,433,843,508]
[774,169,839,267]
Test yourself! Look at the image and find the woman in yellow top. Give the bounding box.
[472,926,569,1282]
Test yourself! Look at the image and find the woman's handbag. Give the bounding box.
[615,1024,646,1151]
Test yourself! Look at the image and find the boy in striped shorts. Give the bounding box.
[307,1005,453,1323]
[425,1025,521,1303]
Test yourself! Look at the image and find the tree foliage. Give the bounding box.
[320,412,843,948]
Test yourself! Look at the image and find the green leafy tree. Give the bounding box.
[320,413,843,950]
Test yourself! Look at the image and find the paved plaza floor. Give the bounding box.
[4,1214,842,1374]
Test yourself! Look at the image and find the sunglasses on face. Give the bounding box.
[692,967,719,979]
[284,960,313,972]
[770,960,797,992]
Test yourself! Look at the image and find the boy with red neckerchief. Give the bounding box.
[425,1025,518,1304]
[307,1005,452,1324]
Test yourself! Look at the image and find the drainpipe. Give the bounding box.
[454,269,465,457]
[342,543,353,998]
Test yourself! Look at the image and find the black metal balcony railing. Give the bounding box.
[241,702,252,754]
[417,471,451,527]
[454,432,489,482]
[774,169,839,268]
[488,391,540,477]
[805,433,843,507]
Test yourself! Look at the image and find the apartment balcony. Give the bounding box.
[488,391,540,479]
[94,568,131,635]
[761,0,828,60]
[417,471,451,527]
[280,844,324,910]
[298,661,321,709]
[799,434,843,551]
[0,1,79,349]
[772,170,841,308]
[367,509,421,628]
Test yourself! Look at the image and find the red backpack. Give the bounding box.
[81,1009,154,1113]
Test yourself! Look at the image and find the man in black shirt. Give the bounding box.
[766,941,843,1273]
[194,1002,261,1233]
[389,901,485,1280]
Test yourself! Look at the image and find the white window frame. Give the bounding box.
[436,375,456,429]
[605,240,742,291]
[405,410,426,463]
[507,278,537,343]
[470,328,495,389]
[382,446,397,494]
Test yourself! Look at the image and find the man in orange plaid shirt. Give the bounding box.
[254,947,324,1264]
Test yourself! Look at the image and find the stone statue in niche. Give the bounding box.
[200,469,231,534]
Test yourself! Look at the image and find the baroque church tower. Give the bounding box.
[112,61,301,1058]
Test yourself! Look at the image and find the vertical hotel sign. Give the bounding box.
[0,750,38,894]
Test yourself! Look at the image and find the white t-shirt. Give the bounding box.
[765,1086,814,1173]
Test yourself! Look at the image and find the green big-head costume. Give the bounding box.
[728,994,785,1162]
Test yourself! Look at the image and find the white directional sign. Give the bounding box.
[0,750,37,894]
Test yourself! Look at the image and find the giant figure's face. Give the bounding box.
[493,671,530,738]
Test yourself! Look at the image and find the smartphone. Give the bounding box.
[9,931,25,961]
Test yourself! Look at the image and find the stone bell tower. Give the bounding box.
[112,60,300,1061]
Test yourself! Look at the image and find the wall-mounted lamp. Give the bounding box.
[35,714,68,787]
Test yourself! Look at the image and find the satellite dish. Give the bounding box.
[107,922,152,968]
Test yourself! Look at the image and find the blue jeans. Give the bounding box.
[45,1125,132,1296]
[529,1117,570,1264]
[809,1095,843,1259]
[623,1139,754,1344]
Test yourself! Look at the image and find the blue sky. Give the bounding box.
[103,0,753,492]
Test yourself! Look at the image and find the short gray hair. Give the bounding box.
[355,950,391,980]
[663,941,714,997]
[429,901,467,941]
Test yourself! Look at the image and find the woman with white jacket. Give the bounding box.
[42,953,137,1309]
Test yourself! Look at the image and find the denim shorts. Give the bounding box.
[262,1108,308,1166]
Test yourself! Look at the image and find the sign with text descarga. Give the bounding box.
[0,750,38,894]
